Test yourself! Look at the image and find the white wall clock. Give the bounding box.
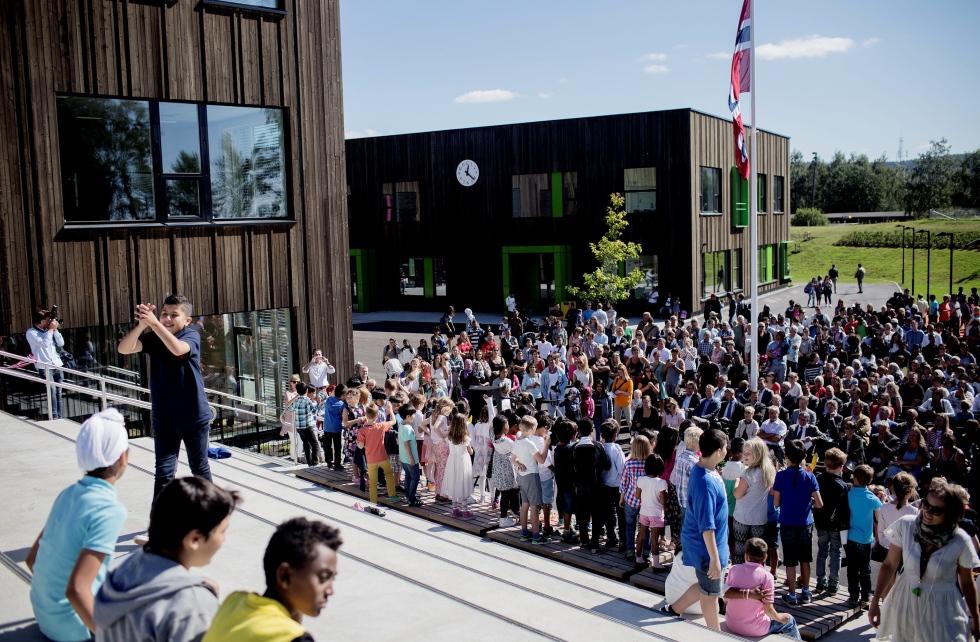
[456,159,479,187]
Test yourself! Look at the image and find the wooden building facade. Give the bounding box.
[346,109,790,317]
[0,0,351,419]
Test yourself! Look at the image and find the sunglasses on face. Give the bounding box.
[921,498,946,517]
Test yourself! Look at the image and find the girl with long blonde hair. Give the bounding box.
[732,437,777,564]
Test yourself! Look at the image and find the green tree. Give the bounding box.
[565,193,644,304]
[954,149,980,208]
[791,207,828,226]
[906,139,956,215]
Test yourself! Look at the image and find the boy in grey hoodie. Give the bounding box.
[94,477,240,642]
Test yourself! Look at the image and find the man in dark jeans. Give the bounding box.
[572,418,611,553]
[118,294,212,500]
[322,384,346,469]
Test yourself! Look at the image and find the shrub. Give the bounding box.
[833,229,980,249]
[792,207,829,227]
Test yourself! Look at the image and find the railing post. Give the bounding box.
[44,368,54,421]
[98,377,108,411]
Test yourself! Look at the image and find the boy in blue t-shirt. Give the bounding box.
[845,464,883,609]
[28,409,129,641]
[660,428,729,632]
[772,439,823,606]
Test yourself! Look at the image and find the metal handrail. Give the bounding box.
[0,349,267,411]
[0,353,265,420]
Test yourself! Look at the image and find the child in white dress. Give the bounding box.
[470,397,495,502]
[442,412,474,518]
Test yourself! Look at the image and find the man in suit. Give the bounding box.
[837,420,866,468]
[694,385,721,419]
[865,421,902,481]
[717,388,744,430]
[786,412,824,457]
[678,381,700,413]
[790,395,818,426]
[820,399,845,442]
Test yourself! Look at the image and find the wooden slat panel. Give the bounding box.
[203,11,235,103]
[173,231,216,316]
[164,0,202,101]
[239,15,262,104]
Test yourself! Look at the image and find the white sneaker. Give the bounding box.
[134,533,149,547]
[498,517,517,528]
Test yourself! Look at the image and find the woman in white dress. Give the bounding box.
[870,478,980,642]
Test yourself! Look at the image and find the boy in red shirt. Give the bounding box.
[357,405,400,505]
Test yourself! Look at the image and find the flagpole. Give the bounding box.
[748,0,759,393]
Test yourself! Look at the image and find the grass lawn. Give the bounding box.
[790,219,980,295]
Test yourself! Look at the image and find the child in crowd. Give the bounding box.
[356,404,400,505]
[846,464,883,609]
[772,438,824,606]
[634,454,667,566]
[490,415,520,527]
[397,404,423,507]
[581,386,595,419]
[341,388,366,488]
[202,517,341,642]
[425,398,453,501]
[620,435,653,559]
[724,538,802,640]
[443,412,475,517]
[409,393,428,486]
[28,409,129,642]
[813,447,849,595]
[731,438,775,565]
[553,420,578,543]
[94,477,241,642]
[289,382,321,467]
[721,438,746,550]
[874,471,918,560]
[600,420,626,549]
[533,420,557,538]
[470,399,495,503]
[513,415,548,543]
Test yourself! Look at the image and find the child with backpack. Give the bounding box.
[813,447,849,595]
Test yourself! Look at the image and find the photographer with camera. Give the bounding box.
[25,306,65,419]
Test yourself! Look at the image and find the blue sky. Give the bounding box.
[339,0,980,160]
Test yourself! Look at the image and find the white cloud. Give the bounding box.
[862,37,881,48]
[639,52,668,62]
[674,43,689,50]
[707,51,730,60]
[453,89,518,104]
[537,91,553,99]
[643,64,669,74]
[756,35,854,60]
[558,77,569,84]
[345,128,379,139]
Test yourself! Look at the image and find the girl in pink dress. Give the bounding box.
[425,398,453,500]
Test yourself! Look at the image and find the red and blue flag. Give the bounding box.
[729,0,751,180]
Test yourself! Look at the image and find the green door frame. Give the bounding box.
[501,245,571,305]
[349,249,372,312]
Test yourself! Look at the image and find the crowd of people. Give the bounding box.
[284,286,980,640]
[23,279,980,641]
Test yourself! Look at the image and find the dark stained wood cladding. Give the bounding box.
[689,111,790,310]
[346,110,695,313]
[0,0,351,376]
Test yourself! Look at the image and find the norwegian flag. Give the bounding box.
[729,0,751,180]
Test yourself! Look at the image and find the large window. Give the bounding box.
[208,106,286,219]
[730,248,743,292]
[701,250,729,299]
[700,166,722,214]
[383,182,420,222]
[512,173,551,218]
[58,97,155,223]
[399,257,446,297]
[757,173,767,213]
[773,175,785,213]
[57,96,287,225]
[400,258,425,296]
[627,254,659,302]
[562,172,578,217]
[624,167,656,214]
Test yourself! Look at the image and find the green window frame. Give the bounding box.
[730,167,748,227]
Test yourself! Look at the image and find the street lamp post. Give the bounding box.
[936,232,954,296]
[916,230,932,301]
[811,152,818,207]
[910,229,917,296]
[896,225,912,285]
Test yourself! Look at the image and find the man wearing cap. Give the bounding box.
[28,408,129,641]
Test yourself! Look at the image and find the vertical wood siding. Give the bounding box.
[0,0,351,376]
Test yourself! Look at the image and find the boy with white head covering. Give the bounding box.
[28,408,129,641]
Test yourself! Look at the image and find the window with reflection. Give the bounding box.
[434,257,447,297]
[208,106,286,219]
[700,166,722,214]
[382,182,420,222]
[701,250,729,299]
[624,167,657,214]
[773,175,785,213]
[57,97,155,223]
[57,96,288,225]
[757,173,767,213]
[512,174,551,218]
[627,254,659,302]
[400,258,425,296]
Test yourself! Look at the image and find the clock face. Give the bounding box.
[456,159,479,187]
